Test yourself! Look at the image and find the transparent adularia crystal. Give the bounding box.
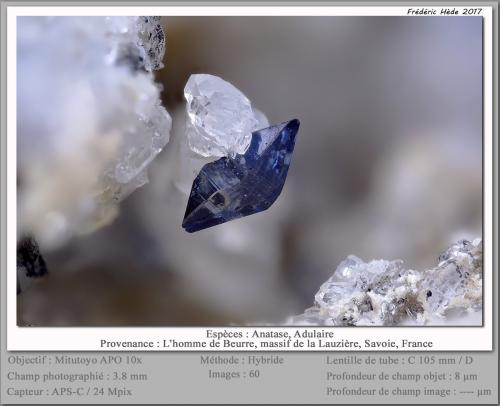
[289,239,483,326]
[17,17,171,250]
[184,74,268,158]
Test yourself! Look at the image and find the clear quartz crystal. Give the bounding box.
[288,239,483,326]
[314,256,403,309]
[98,17,172,202]
[421,238,483,315]
[184,74,264,158]
[110,102,171,192]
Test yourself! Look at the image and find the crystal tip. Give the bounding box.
[182,118,300,233]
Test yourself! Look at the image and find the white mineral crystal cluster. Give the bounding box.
[17,17,171,250]
[184,74,268,158]
[289,239,482,326]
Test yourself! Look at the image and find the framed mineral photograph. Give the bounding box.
[4,2,496,354]
[2,2,498,405]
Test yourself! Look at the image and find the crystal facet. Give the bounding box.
[184,74,260,157]
[182,119,300,233]
[289,238,482,326]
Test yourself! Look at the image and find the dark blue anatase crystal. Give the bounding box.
[182,119,300,233]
